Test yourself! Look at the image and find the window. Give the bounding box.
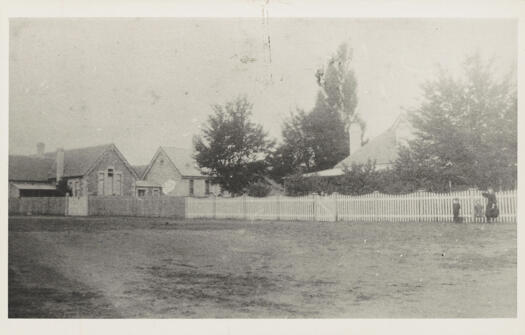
[104,168,114,195]
[114,173,122,196]
[205,180,210,195]
[98,168,122,196]
[152,189,160,196]
[97,171,104,195]
[189,179,194,196]
[137,189,145,197]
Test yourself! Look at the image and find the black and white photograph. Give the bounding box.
[2,0,523,333]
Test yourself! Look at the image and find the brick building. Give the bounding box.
[8,153,57,197]
[9,143,144,197]
[142,146,220,197]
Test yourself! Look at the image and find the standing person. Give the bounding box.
[452,198,462,223]
[482,187,499,222]
[473,201,484,223]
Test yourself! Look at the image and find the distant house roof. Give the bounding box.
[335,126,398,169]
[303,167,345,178]
[161,146,204,177]
[9,155,55,181]
[10,143,138,181]
[302,114,413,178]
[335,113,413,170]
[49,143,116,178]
[10,182,56,190]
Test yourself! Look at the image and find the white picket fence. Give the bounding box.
[185,189,517,223]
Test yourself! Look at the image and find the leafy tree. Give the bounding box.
[315,43,359,127]
[335,161,380,195]
[400,54,517,191]
[266,110,315,184]
[194,96,274,196]
[304,93,349,171]
[271,43,363,182]
[246,180,272,197]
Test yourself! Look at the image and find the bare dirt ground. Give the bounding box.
[8,216,516,318]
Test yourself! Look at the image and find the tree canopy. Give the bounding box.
[397,54,517,191]
[269,43,363,183]
[194,96,274,195]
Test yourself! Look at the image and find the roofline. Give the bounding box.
[181,175,208,180]
[143,146,202,179]
[9,179,54,183]
[335,119,401,168]
[159,146,188,177]
[142,147,162,179]
[83,143,139,179]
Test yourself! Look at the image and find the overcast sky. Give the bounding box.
[9,18,516,165]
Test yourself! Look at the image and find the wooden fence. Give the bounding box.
[9,196,186,218]
[185,189,517,223]
[88,196,185,218]
[9,197,67,216]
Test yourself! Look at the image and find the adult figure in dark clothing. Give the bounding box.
[482,187,499,222]
[452,198,461,223]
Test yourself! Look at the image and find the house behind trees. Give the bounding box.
[303,113,414,177]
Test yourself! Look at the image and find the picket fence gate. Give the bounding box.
[185,189,517,223]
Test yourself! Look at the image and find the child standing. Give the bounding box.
[453,198,462,223]
[473,201,484,223]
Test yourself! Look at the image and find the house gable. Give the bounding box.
[84,146,138,196]
[144,148,192,195]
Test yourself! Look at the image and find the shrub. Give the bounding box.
[246,180,272,197]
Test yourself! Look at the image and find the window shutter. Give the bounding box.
[115,172,122,196]
[104,170,112,195]
[97,171,104,195]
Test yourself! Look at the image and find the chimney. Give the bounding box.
[349,122,362,156]
[36,142,45,157]
[56,148,65,181]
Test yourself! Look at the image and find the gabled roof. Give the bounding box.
[143,146,205,178]
[9,155,55,181]
[10,143,138,181]
[49,143,116,178]
[162,147,204,177]
[335,113,411,169]
[335,127,398,169]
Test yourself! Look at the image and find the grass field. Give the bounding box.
[8,216,516,318]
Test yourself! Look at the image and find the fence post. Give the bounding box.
[417,189,423,222]
[468,188,476,223]
[243,195,247,220]
[65,194,69,216]
[313,194,319,221]
[276,195,281,221]
[213,196,217,219]
[334,193,338,222]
